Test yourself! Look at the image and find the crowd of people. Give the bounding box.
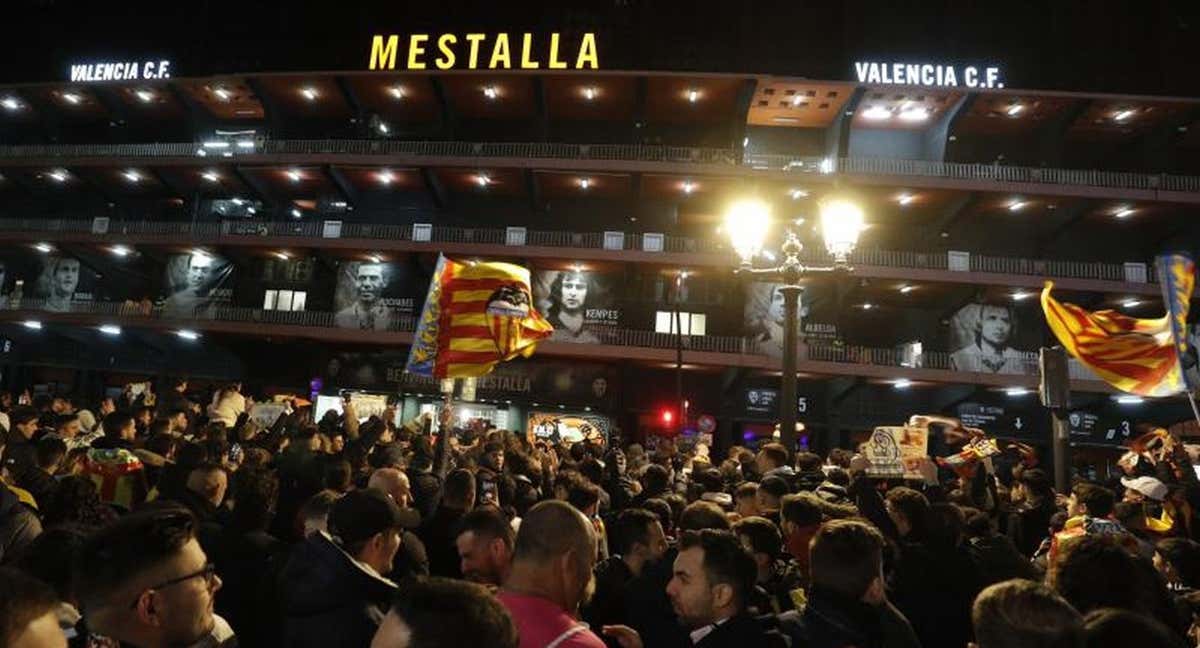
[2,378,1200,648]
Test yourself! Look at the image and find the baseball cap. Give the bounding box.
[328,488,405,545]
[1120,476,1168,502]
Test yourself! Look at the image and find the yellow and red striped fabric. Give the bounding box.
[1041,277,1188,397]
[406,255,553,379]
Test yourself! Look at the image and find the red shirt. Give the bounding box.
[497,591,606,648]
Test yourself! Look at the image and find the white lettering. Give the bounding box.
[905,64,919,84]
[854,61,870,82]
[143,61,155,78]
[70,65,86,82]
[920,64,934,86]
[964,66,979,88]
[986,66,999,88]
[158,60,170,78]
[944,67,957,86]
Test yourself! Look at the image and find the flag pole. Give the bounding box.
[1187,390,1200,429]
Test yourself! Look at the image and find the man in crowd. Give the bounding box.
[279,488,403,647]
[665,528,773,646]
[74,505,235,648]
[584,507,668,630]
[371,577,518,648]
[455,506,515,587]
[1,407,40,487]
[0,567,66,648]
[971,579,1083,648]
[421,468,475,579]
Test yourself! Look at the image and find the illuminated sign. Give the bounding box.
[854,62,1003,89]
[369,32,598,70]
[69,60,172,82]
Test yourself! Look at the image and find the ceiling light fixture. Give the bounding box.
[579,177,591,189]
[99,325,121,336]
[61,92,81,105]
[135,89,154,103]
[22,320,42,330]
[301,86,318,101]
[861,105,892,120]
[202,171,220,183]
[893,379,912,389]
[1006,103,1024,116]
[899,285,915,294]
[483,85,498,100]
[290,208,302,218]
[1008,200,1027,212]
[1115,395,1144,405]
[682,181,696,194]
[214,87,231,101]
[368,255,383,264]
[687,88,699,103]
[476,173,491,187]
[1,96,20,111]
[1114,206,1134,219]
[111,245,131,257]
[273,251,290,260]
[1011,290,1033,301]
[1113,109,1135,122]
[860,303,874,310]
[582,86,597,100]
[897,193,914,205]
[789,188,809,199]
[377,170,395,185]
[1005,387,1029,397]
[388,86,404,99]
[175,329,200,341]
[47,169,68,182]
[122,169,141,183]
[1122,299,1142,309]
[286,169,302,182]
[34,243,52,253]
[898,106,930,122]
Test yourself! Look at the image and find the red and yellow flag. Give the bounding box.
[405,255,553,379]
[1040,255,1194,396]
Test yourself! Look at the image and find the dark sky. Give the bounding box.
[2,0,1197,96]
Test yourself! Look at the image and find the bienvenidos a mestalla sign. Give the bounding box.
[854,61,1004,89]
[69,60,173,82]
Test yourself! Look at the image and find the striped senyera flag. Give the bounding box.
[405,255,554,379]
[1040,254,1194,397]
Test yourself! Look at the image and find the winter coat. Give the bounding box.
[278,532,398,648]
[778,586,922,648]
[0,484,41,564]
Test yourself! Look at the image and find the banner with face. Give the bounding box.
[531,269,620,343]
[333,261,415,331]
[32,256,100,312]
[949,302,1038,374]
[162,252,235,317]
[743,282,840,358]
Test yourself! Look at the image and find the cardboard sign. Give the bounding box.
[865,426,928,479]
[248,403,287,429]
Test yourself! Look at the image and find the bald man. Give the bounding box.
[369,467,428,579]
[497,501,641,648]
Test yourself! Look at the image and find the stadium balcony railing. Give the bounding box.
[2,298,1103,384]
[0,216,1153,285]
[0,139,1196,194]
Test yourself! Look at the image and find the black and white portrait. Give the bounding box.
[949,302,1035,374]
[34,256,95,312]
[163,252,234,317]
[334,261,415,331]
[533,269,619,344]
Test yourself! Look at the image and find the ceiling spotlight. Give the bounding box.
[899,285,915,294]
[34,243,52,253]
[368,254,383,264]
[897,193,914,205]
[893,379,912,389]
[789,188,809,199]
[273,251,290,260]
[111,245,131,257]
[286,169,302,182]
[582,86,597,101]
[860,303,875,310]
[1008,200,1027,212]
[236,140,255,149]
[377,121,390,135]
[791,95,803,106]
[1114,206,1134,219]
[377,170,395,185]
[476,173,491,187]
[290,208,302,218]
[1011,291,1032,301]
[483,85,498,100]
[687,88,699,103]
[1006,103,1024,116]
[191,249,211,262]
[1113,109,1135,122]
[22,320,42,330]
[99,325,121,336]
[1122,299,1142,309]
[861,105,892,120]
[230,197,244,206]
[898,106,930,122]
[175,329,200,341]
[1,96,20,111]
[1005,387,1029,397]
[213,87,231,101]
[201,171,220,183]
[1115,395,1144,405]
[47,169,68,182]
[135,89,155,103]
[682,181,696,194]
[301,86,318,101]
[388,85,405,99]
[61,92,81,105]
[579,177,591,189]
[122,169,141,183]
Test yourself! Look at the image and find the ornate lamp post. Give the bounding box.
[726,196,864,456]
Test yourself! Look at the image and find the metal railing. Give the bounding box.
[0,216,1150,284]
[0,138,1195,194]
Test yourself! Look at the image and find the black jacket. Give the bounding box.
[967,533,1041,585]
[1,436,37,489]
[1006,498,1056,558]
[583,555,634,630]
[624,547,690,648]
[0,485,41,565]
[278,532,398,648]
[418,505,468,579]
[212,528,285,648]
[778,586,922,648]
[888,539,984,648]
[693,613,783,648]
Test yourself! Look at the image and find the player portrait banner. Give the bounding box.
[527,411,612,444]
[406,255,553,379]
[531,268,620,343]
[29,255,101,312]
[948,301,1038,374]
[743,282,841,358]
[333,260,417,331]
[1042,254,1195,397]
[162,252,234,317]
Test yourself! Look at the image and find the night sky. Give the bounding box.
[0,0,1196,96]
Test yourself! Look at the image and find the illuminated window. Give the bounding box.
[655,312,706,335]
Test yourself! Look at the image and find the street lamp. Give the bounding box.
[725,195,863,456]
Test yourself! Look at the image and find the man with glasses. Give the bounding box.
[75,505,235,648]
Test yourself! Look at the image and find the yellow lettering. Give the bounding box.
[435,33,457,69]
[465,33,486,68]
[520,33,540,69]
[548,33,567,69]
[407,34,429,70]
[489,33,511,69]
[576,33,599,69]
[369,34,399,70]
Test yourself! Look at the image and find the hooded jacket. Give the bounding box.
[278,531,398,648]
[0,484,41,564]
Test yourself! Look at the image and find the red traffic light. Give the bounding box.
[661,409,674,425]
